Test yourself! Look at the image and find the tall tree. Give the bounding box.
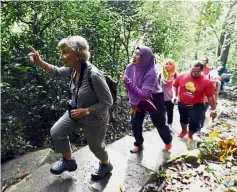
[193,0,237,67]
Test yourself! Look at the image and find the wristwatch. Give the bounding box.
[85,108,90,115]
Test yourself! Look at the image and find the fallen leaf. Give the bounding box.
[176,164,183,172]
[220,153,226,162]
[223,179,235,187]
[120,184,125,192]
[19,173,29,180]
[209,130,219,139]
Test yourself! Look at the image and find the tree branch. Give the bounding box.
[190,2,221,46]
[12,4,33,25]
[39,15,61,38]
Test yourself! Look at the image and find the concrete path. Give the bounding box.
[6,104,220,192]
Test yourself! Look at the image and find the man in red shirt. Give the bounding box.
[172,62,217,141]
[202,57,212,75]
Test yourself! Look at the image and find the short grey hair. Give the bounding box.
[58,36,90,61]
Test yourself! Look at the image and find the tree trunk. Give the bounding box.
[217,32,225,57]
[217,1,237,65]
[219,33,231,67]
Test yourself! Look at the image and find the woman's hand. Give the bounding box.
[70,108,87,120]
[130,106,140,117]
[28,46,43,65]
[171,96,178,104]
[120,72,125,83]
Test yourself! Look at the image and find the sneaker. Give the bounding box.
[163,143,172,151]
[91,162,113,180]
[50,157,77,175]
[178,130,188,138]
[187,135,193,142]
[130,145,144,153]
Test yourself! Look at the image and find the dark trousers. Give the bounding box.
[199,102,210,129]
[131,110,172,147]
[164,101,174,124]
[178,103,205,133]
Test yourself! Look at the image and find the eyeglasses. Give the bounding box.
[133,49,140,56]
[191,71,201,75]
[133,52,140,57]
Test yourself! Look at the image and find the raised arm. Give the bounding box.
[28,46,70,78]
[28,46,52,72]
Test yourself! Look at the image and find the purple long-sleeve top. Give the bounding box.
[124,75,152,101]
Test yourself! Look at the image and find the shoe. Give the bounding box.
[187,135,193,142]
[50,157,77,175]
[163,143,172,151]
[91,162,113,180]
[130,145,143,153]
[178,130,188,138]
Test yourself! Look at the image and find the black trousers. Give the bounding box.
[131,110,172,147]
[164,101,174,124]
[178,103,205,133]
[199,102,210,129]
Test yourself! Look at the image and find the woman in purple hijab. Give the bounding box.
[120,46,172,153]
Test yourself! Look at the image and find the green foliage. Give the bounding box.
[199,139,222,161]
[1,1,143,161]
[156,170,166,180]
[1,0,237,162]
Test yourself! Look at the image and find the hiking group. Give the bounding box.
[28,35,230,180]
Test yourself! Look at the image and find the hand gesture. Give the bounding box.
[70,108,86,120]
[120,72,125,83]
[28,46,42,65]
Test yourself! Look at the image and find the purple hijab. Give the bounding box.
[125,46,157,105]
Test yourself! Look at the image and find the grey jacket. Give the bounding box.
[49,62,113,123]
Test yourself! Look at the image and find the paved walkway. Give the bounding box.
[6,104,219,192]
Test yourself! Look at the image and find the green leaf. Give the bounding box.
[204,167,215,173]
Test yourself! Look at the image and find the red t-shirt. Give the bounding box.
[173,72,214,105]
[203,67,211,75]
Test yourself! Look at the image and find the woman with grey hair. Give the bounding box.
[28,36,113,180]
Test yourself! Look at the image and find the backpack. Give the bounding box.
[88,67,118,106]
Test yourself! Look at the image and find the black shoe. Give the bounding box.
[50,157,77,175]
[130,145,144,153]
[91,162,113,180]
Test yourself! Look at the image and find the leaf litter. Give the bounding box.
[142,95,237,192]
